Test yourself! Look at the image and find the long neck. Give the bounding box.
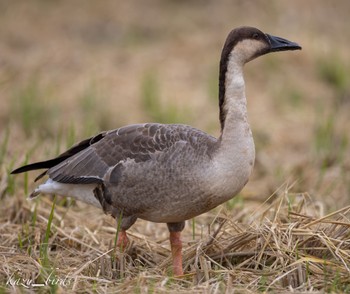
[209,52,254,201]
[218,53,248,142]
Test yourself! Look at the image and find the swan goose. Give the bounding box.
[12,26,301,276]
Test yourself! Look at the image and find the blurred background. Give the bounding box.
[1,0,349,209]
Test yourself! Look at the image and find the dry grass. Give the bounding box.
[1,181,350,293]
[1,0,350,292]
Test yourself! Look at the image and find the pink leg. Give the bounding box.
[169,231,183,276]
[116,230,129,251]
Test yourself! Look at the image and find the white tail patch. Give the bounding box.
[29,179,102,208]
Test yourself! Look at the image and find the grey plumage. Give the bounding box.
[53,123,217,224]
[49,123,216,185]
[13,123,219,227]
[11,26,301,275]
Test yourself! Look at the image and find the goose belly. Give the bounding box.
[104,163,233,223]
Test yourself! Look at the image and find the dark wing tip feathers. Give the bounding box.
[52,174,103,184]
[11,132,106,175]
[11,161,53,174]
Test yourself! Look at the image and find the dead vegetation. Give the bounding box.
[1,180,350,293]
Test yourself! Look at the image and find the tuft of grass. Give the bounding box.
[114,212,123,251]
[286,88,303,108]
[23,154,29,197]
[141,72,187,124]
[258,275,268,292]
[78,84,112,136]
[191,218,196,240]
[17,231,23,250]
[39,197,58,293]
[317,55,348,95]
[314,108,348,171]
[225,194,244,210]
[0,127,10,166]
[65,123,77,150]
[31,201,38,228]
[11,78,58,138]
[207,68,219,103]
[40,196,56,262]
[5,163,15,196]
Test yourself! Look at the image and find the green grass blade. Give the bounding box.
[114,211,123,250]
[41,195,56,261]
[192,218,196,240]
[0,126,10,165]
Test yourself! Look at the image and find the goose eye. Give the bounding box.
[252,33,259,39]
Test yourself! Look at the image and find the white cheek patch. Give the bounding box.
[232,39,267,63]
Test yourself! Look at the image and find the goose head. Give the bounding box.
[218,27,301,130]
[220,26,301,66]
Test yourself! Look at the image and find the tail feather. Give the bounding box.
[11,159,61,174]
[29,188,41,199]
